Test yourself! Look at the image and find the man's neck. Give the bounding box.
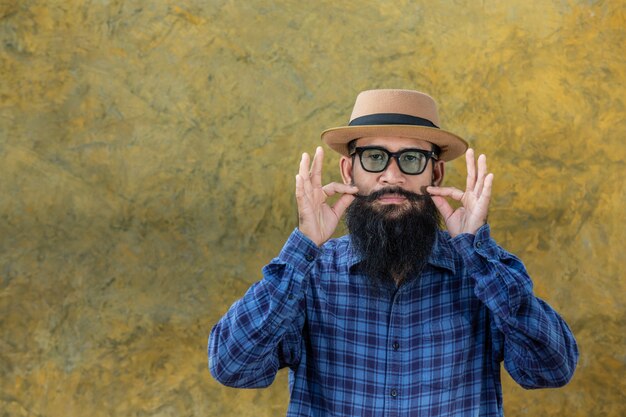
[393,273,405,287]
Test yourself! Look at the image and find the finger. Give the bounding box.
[430,195,455,221]
[427,186,465,201]
[465,148,476,193]
[322,182,359,197]
[299,152,313,195]
[474,154,487,197]
[480,172,494,203]
[309,146,324,188]
[299,152,310,177]
[471,172,493,227]
[331,193,356,219]
[295,174,306,210]
[295,173,318,222]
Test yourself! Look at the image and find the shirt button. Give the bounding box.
[288,293,295,300]
[392,341,400,351]
[476,241,482,248]
[390,388,398,397]
[305,254,314,262]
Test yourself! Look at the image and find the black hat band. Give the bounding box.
[349,113,439,129]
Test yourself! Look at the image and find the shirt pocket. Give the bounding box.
[414,315,471,391]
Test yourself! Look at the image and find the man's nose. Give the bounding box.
[379,158,405,185]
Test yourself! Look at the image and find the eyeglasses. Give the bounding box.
[350,146,438,175]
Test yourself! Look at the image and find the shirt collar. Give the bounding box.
[346,230,456,274]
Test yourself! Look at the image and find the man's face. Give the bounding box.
[341,136,445,287]
[340,136,445,205]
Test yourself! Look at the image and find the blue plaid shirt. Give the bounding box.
[209,225,578,416]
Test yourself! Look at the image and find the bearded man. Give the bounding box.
[208,89,578,417]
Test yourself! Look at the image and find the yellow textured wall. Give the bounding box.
[1,0,624,416]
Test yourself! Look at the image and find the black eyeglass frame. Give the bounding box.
[350,146,439,175]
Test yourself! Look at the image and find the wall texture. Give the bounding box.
[1,0,624,416]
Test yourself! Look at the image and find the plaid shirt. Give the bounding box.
[209,225,578,416]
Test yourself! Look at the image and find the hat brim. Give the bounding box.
[321,125,468,162]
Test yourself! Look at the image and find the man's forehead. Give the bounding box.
[354,136,434,150]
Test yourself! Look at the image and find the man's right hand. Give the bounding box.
[295,146,359,247]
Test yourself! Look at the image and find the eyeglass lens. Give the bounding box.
[360,148,428,174]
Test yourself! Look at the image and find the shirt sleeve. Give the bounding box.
[452,224,579,389]
[208,228,320,388]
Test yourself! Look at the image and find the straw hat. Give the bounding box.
[321,89,468,161]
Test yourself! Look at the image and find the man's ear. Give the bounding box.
[340,156,354,185]
[432,160,445,186]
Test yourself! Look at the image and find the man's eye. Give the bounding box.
[367,152,385,160]
[401,153,423,162]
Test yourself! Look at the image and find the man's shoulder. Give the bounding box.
[318,234,356,265]
[321,234,352,254]
[433,229,454,250]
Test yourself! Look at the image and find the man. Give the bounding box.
[209,89,578,416]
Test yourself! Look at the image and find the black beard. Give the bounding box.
[344,187,442,289]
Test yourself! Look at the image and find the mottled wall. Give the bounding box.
[0,0,624,416]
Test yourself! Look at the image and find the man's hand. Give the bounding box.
[426,148,494,238]
[295,146,359,246]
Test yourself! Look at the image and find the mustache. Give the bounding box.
[356,187,428,203]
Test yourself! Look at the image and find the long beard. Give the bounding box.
[344,187,441,288]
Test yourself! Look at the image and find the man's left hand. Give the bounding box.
[426,148,493,238]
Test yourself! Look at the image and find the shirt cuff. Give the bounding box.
[277,228,322,272]
[451,224,503,273]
